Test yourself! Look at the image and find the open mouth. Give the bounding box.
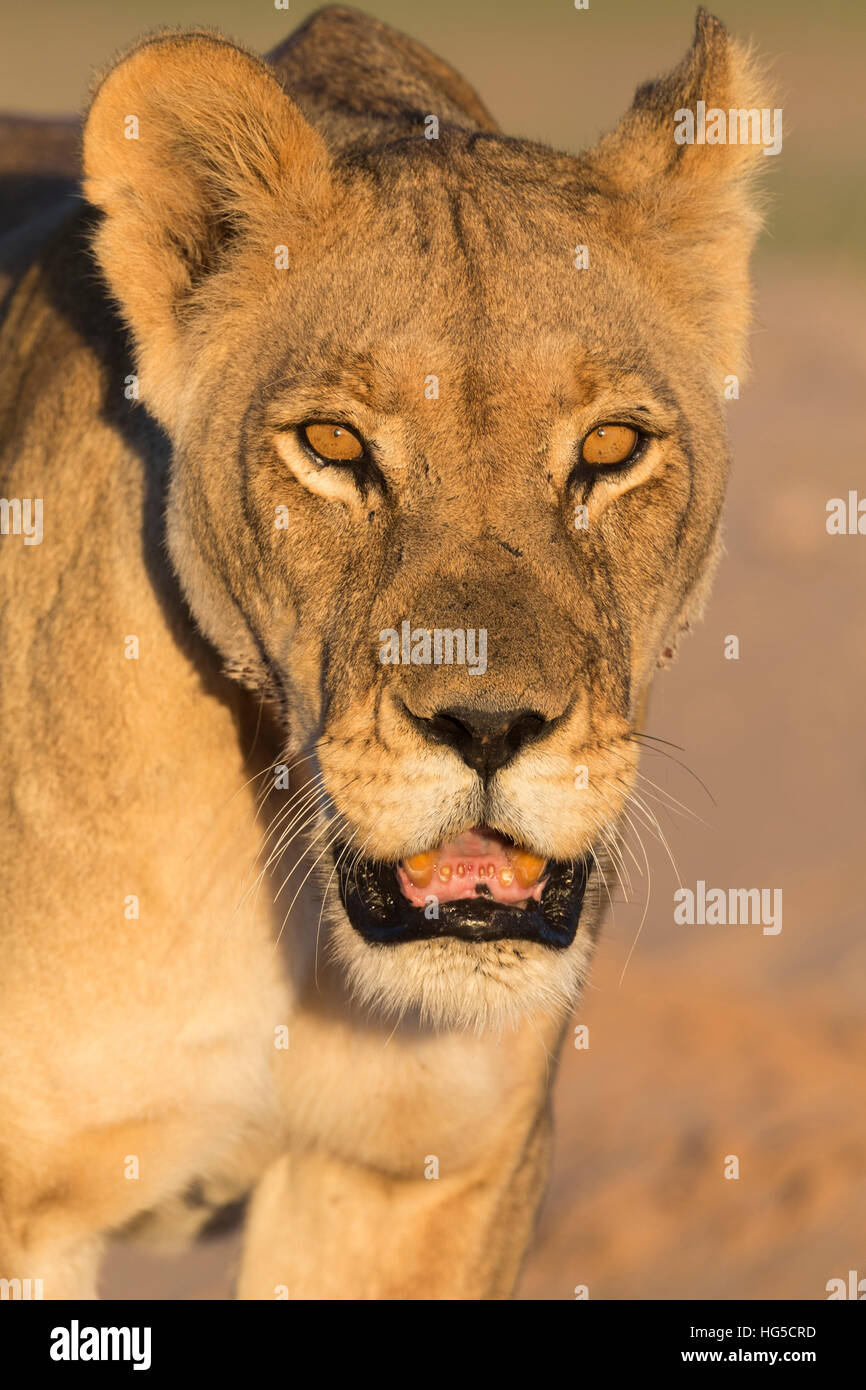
[336,827,590,949]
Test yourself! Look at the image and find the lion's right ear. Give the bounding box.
[581,9,777,385]
[83,30,331,422]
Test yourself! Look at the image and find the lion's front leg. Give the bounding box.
[236,1109,551,1301]
[0,1227,103,1301]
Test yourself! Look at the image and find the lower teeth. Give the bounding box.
[401,844,547,893]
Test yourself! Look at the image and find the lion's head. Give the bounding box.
[83,8,772,1028]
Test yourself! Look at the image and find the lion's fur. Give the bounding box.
[0,7,773,1297]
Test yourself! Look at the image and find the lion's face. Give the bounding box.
[84,21,768,1027]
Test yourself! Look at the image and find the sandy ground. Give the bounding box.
[97,258,866,1299]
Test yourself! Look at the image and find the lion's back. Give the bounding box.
[0,117,81,308]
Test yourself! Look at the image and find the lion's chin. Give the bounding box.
[324,860,602,1034]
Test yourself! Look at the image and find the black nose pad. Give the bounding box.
[416,706,550,779]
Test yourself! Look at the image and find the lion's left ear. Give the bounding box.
[84,29,332,426]
[584,8,778,383]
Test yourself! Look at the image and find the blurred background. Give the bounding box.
[4,0,864,1298]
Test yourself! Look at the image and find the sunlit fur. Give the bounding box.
[0,7,774,1297]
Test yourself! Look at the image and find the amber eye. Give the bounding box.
[580,424,640,467]
[302,422,365,462]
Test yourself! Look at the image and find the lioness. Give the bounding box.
[0,6,773,1299]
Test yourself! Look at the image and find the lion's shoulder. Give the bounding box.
[268,6,498,149]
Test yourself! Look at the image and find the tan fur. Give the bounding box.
[0,7,773,1298]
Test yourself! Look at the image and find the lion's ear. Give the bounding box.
[584,8,778,382]
[83,30,331,421]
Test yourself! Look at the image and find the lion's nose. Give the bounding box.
[412,705,551,779]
